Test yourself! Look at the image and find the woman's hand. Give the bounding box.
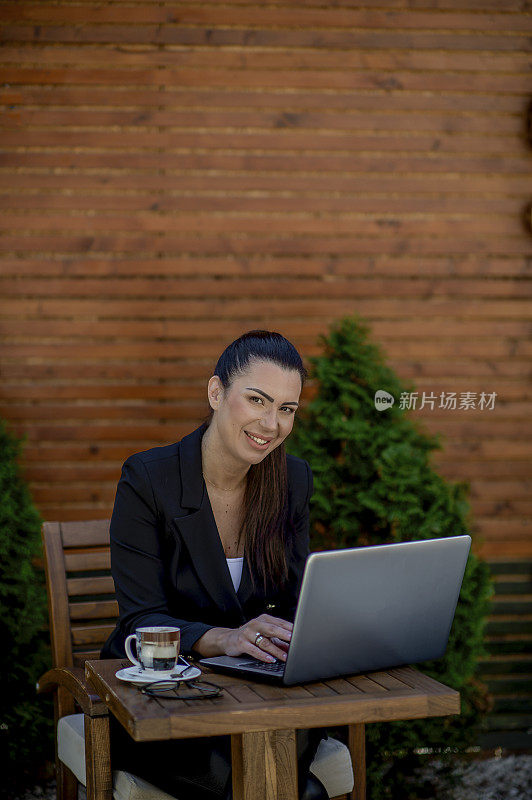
[224,614,292,663]
[193,614,293,663]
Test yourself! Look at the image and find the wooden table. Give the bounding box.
[85,659,460,800]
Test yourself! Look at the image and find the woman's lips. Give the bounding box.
[244,431,271,449]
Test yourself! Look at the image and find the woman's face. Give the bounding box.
[207,359,302,466]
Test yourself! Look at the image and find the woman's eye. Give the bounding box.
[249,396,294,414]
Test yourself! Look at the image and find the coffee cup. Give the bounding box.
[124,626,180,678]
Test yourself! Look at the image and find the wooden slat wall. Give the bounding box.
[0,0,531,559]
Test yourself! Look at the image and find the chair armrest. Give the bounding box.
[37,667,108,717]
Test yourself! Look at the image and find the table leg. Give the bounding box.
[347,723,366,800]
[231,729,298,800]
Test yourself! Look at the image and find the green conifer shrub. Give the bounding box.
[0,418,53,796]
[287,316,493,800]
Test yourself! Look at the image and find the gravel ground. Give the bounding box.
[12,754,532,800]
[415,754,532,800]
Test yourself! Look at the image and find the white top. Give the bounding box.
[226,556,244,592]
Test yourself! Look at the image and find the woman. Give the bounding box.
[101,330,328,800]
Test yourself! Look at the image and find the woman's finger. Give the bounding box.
[260,614,293,632]
[253,635,288,662]
[249,640,285,663]
[259,623,292,643]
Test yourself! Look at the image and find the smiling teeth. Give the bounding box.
[247,433,268,444]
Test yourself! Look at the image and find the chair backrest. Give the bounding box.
[41,520,117,668]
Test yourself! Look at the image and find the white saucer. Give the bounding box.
[116,664,201,684]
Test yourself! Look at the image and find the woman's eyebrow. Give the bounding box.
[245,387,299,406]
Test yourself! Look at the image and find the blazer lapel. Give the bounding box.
[173,424,246,618]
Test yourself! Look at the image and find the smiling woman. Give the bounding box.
[101,330,328,800]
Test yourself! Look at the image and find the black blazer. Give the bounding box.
[101,422,314,659]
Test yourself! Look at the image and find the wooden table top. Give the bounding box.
[85,659,460,743]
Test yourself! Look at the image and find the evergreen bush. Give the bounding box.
[288,316,493,800]
[0,418,53,796]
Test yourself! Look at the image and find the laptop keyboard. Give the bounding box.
[238,659,286,674]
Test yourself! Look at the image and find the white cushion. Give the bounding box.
[113,770,179,800]
[310,736,354,797]
[57,714,177,799]
[58,713,354,798]
[58,714,86,785]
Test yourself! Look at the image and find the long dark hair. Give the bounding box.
[202,330,308,592]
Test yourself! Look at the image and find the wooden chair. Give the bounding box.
[37,520,361,800]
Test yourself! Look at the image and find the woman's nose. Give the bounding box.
[260,406,278,430]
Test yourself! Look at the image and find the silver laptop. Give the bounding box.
[200,535,471,686]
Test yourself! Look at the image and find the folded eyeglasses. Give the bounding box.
[140,679,223,700]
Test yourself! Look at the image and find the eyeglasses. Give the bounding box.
[140,679,223,700]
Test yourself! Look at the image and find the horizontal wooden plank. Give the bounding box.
[0,109,526,138]
[478,656,532,675]
[3,24,531,52]
[434,441,532,460]
[491,580,532,594]
[71,623,115,645]
[484,676,532,694]
[0,294,531,321]
[1,214,530,239]
[2,312,531,340]
[1,339,531,366]
[3,4,531,32]
[64,549,111,572]
[34,486,116,504]
[2,148,531,175]
[67,0,532,10]
[473,520,532,540]
[0,254,527,279]
[1,85,524,114]
[1,346,530,380]
[489,562,532,575]
[0,193,527,216]
[1,66,530,94]
[2,232,532,256]
[2,165,530,196]
[69,599,118,621]
[1,276,531,305]
[3,296,530,324]
[61,520,110,548]
[470,501,532,517]
[1,44,530,73]
[435,461,532,479]
[66,574,114,596]
[0,354,529,383]
[487,619,532,636]
[490,600,532,615]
